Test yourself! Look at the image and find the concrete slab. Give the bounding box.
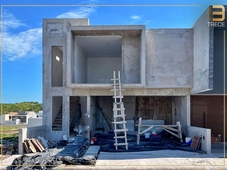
[96,150,225,167]
[83,145,100,157]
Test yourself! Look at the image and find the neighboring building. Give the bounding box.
[12,111,37,124]
[8,112,18,120]
[36,110,43,117]
[42,5,227,151]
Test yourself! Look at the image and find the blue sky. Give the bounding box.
[0,0,226,104]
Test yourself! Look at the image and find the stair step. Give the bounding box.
[114,136,126,139]
[112,121,126,124]
[114,129,128,132]
[114,143,128,146]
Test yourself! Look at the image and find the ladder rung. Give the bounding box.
[113,114,126,118]
[114,143,128,146]
[114,129,128,132]
[111,78,120,81]
[113,102,124,105]
[113,96,123,98]
[113,108,125,111]
[114,136,126,139]
[111,89,125,91]
[111,84,122,86]
[112,121,126,124]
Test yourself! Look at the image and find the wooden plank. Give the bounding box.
[23,142,30,153]
[36,139,45,152]
[31,138,42,152]
[190,136,201,150]
[27,139,37,153]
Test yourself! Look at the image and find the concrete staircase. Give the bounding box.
[52,96,79,131]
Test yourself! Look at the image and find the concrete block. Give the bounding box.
[83,145,100,157]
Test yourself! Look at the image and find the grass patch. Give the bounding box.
[0,125,27,140]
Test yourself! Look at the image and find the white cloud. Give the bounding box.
[2,28,42,61]
[1,10,42,61]
[131,15,141,20]
[57,6,96,18]
[2,10,26,31]
[1,3,97,61]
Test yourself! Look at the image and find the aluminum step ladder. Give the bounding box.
[111,71,128,150]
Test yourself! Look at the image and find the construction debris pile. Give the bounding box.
[10,136,98,170]
[23,137,57,153]
[0,142,18,155]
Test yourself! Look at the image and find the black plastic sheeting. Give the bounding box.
[10,140,95,170]
[10,154,96,170]
[94,131,199,153]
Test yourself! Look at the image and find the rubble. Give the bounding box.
[0,143,18,155]
[10,137,97,169]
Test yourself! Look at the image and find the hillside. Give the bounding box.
[1,102,42,114]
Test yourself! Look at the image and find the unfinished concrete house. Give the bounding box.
[40,6,226,154]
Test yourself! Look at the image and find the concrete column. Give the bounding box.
[18,128,27,154]
[186,95,191,126]
[62,95,70,138]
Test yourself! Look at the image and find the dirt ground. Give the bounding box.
[0,155,11,160]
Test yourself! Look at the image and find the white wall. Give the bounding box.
[87,58,121,83]
[28,118,43,127]
[74,37,87,83]
[187,126,211,154]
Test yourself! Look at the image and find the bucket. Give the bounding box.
[144,133,150,139]
[91,137,97,145]
[185,137,192,145]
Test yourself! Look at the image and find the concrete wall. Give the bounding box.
[192,8,214,93]
[87,58,121,83]
[187,126,211,154]
[28,117,43,127]
[172,95,190,134]
[0,114,6,124]
[74,37,87,83]
[43,19,88,141]
[146,29,193,88]
[122,36,141,84]
[27,125,46,138]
